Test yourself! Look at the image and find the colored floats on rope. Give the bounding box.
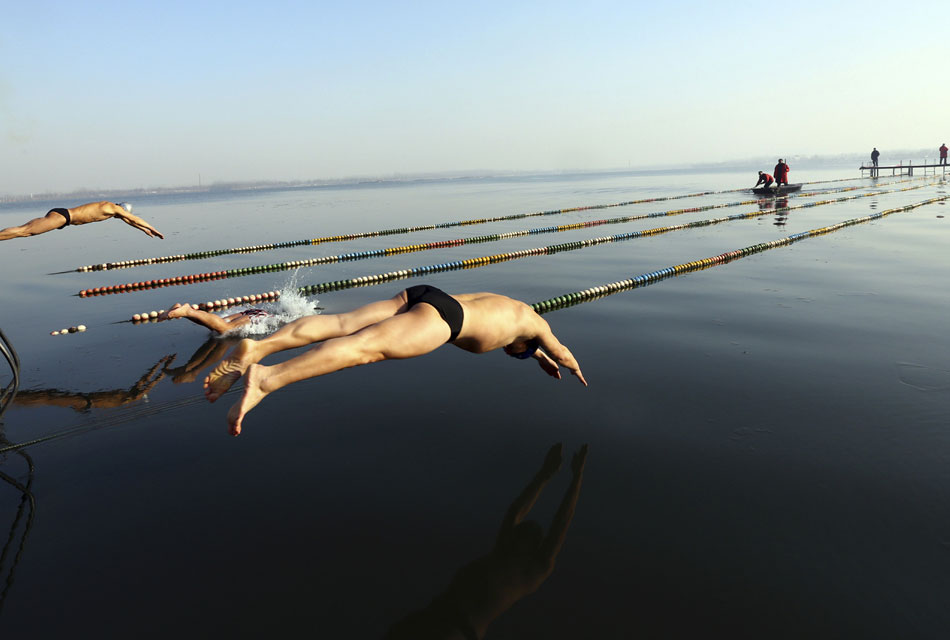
[130,291,281,323]
[529,195,950,315]
[79,271,230,297]
[289,187,944,298]
[73,179,940,298]
[72,175,930,273]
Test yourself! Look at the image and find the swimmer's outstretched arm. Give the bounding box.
[112,206,164,239]
[159,303,238,334]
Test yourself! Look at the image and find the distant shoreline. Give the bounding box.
[1,150,934,205]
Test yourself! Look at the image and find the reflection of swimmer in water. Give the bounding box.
[12,355,173,411]
[385,443,588,640]
[204,285,587,435]
[163,337,234,384]
[0,201,163,241]
[158,303,271,335]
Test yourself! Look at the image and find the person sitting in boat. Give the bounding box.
[773,159,790,186]
[755,171,774,189]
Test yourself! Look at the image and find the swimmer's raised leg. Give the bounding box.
[204,292,408,401]
[215,306,450,432]
[226,363,269,436]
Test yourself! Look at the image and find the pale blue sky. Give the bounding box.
[2,1,948,194]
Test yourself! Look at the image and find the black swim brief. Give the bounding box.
[405,284,463,342]
[49,208,70,229]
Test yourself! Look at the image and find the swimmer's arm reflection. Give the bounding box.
[496,443,563,547]
[164,338,232,384]
[539,444,588,568]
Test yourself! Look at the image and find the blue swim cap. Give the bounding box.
[117,202,133,213]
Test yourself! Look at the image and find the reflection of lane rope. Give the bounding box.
[79,179,940,300]
[0,387,240,454]
[71,175,927,273]
[528,195,949,314]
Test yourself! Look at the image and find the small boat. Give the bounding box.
[752,183,802,195]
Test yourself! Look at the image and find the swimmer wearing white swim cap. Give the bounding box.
[0,201,163,240]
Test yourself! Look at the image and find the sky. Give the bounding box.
[2,0,949,195]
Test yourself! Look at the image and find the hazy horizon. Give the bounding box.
[3,2,948,196]
[3,147,943,203]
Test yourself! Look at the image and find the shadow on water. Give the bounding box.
[384,443,588,640]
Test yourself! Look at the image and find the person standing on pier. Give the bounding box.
[871,148,880,177]
[773,159,790,186]
[940,143,948,166]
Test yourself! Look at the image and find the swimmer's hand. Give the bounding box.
[535,351,562,380]
[534,350,587,386]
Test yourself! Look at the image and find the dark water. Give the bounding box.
[1,167,949,638]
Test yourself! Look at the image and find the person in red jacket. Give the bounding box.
[940,143,948,166]
[773,159,790,186]
[755,171,774,189]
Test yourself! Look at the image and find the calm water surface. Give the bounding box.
[1,166,948,638]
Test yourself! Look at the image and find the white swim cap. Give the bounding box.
[117,202,133,213]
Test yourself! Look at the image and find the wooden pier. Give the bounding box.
[860,161,948,177]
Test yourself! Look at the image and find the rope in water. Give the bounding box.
[72,174,924,273]
[125,186,943,320]
[527,195,949,314]
[128,290,281,320]
[81,179,938,299]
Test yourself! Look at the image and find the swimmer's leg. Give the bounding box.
[223,305,449,434]
[0,211,67,240]
[204,291,408,400]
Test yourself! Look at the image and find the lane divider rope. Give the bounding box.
[84,179,938,300]
[71,175,928,273]
[527,195,950,314]
[127,187,943,320]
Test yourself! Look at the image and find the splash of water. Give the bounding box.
[222,270,319,337]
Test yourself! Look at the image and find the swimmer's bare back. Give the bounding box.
[68,202,164,238]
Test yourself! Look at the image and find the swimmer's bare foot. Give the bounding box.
[204,338,258,402]
[227,363,268,436]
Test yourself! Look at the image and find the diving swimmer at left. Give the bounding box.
[0,201,164,241]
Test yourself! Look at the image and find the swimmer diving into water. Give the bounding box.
[158,303,270,335]
[0,201,163,241]
[204,285,587,435]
